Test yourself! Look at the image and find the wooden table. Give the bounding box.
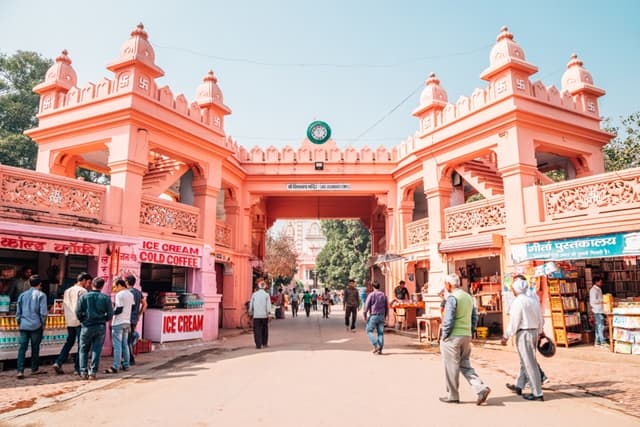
[393,302,424,329]
[417,315,441,343]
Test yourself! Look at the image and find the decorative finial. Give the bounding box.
[56,49,72,64]
[204,70,218,83]
[497,26,514,42]
[131,22,148,39]
[567,53,583,68]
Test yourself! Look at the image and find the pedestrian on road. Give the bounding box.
[344,279,360,331]
[249,279,272,349]
[311,290,318,311]
[15,275,48,379]
[275,288,284,319]
[290,288,300,317]
[501,277,544,401]
[126,274,147,365]
[76,277,113,380]
[302,289,312,317]
[439,273,491,405]
[590,276,607,348]
[321,288,331,318]
[53,272,91,375]
[363,281,388,354]
[105,278,134,374]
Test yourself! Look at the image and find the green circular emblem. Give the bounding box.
[306,121,331,144]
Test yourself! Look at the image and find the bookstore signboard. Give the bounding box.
[511,232,640,263]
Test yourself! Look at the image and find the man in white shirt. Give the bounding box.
[249,279,271,349]
[501,277,544,401]
[590,277,606,347]
[105,278,134,373]
[53,272,90,375]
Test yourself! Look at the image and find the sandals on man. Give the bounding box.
[104,367,118,374]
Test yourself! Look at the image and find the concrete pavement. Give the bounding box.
[1,307,639,426]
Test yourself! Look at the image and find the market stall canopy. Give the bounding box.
[0,220,139,246]
[366,253,407,267]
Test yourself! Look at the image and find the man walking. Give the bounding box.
[15,275,48,379]
[344,279,360,331]
[126,275,147,365]
[363,282,388,354]
[290,288,300,317]
[53,272,91,375]
[105,278,134,374]
[501,277,544,401]
[590,276,607,348]
[302,289,312,317]
[249,279,272,349]
[440,273,491,405]
[76,277,113,380]
[311,290,318,311]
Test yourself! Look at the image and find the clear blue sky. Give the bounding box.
[2,0,639,149]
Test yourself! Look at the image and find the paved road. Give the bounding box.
[5,308,639,427]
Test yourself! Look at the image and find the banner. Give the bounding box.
[511,232,640,263]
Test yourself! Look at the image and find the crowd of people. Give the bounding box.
[14,272,146,380]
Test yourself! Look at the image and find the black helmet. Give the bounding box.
[537,335,556,358]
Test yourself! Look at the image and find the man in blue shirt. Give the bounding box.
[15,275,48,379]
[363,282,388,355]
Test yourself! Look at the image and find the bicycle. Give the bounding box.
[239,301,253,333]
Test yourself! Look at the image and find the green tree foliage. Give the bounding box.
[603,113,640,172]
[264,232,298,287]
[0,51,52,169]
[315,220,371,289]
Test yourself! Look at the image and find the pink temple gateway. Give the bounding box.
[1,24,639,356]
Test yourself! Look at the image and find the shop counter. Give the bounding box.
[144,308,205,343]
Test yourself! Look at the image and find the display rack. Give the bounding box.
[609,304,640,355]
[548,277,585,347]
[0,314,68,361]
[588,258,640,298]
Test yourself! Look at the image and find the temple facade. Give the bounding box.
[1,24,638,347]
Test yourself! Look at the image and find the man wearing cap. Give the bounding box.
[53,272,91,375]
[76,277,113,380]
[501,276,544,401]
[249,279,272,349]
[439,273,491,405]
[15,275,48,379]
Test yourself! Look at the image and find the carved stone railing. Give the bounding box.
[0,164,105,221]
[445,196,506,237]
[139,195,200,237]
[406,218,429,248]
[542,167,640,220]
[215,221,232,248]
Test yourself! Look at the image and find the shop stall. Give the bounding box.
[138,238,205,343]
[511,231,640,351]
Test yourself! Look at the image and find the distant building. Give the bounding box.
[282,220,326,289]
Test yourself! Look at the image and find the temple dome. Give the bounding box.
[412,72,447,117]
[561,54,597,93]
[489,26,526,67]
[196,70,231,114]
[107,23,164,78]
[36,49,77,92]
[419,72,448,105]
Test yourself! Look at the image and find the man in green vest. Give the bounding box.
[439,273,491,405]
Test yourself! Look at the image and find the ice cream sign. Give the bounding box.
[137,239,202,268]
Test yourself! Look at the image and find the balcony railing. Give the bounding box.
[139,195,200,237]
[216,221,232,247]
[406,217,429,248]
[445,196,505,237]
[0,164,105,222]
[542,167,640,220]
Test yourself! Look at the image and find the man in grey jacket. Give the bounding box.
[15,275,48,379]
[249,279,271,349]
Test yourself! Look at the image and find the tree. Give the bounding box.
[603,112,640,172]
[263,232,298,288]
[0,50,52,169]
[315,220,371,289]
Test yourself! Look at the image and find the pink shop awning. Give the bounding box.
[0,220,139,246]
